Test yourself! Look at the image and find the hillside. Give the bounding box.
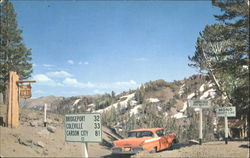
[21,74,227,142]
[1,74,249,157]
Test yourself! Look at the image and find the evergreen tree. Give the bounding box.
[189,0,249,122]
[0,0,33,103]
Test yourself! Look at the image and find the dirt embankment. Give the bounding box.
[0,108,115,157]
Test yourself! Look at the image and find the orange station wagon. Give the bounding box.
[112,128,177,154]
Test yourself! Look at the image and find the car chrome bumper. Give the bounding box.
[111,147,144,154]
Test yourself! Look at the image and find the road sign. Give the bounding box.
[65,113,102,142]
[188,100,211,108]
[216,106,236,117]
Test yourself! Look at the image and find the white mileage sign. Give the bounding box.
[65,113,102,142]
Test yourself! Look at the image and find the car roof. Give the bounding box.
[129,128,163,133]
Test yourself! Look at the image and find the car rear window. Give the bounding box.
[156,130,164,136]
[128,131,153,138]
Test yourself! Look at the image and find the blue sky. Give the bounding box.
[12,0,221,98]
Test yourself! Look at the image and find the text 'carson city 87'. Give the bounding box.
[65,113,102,142]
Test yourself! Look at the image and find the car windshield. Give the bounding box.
[128,131,153,138]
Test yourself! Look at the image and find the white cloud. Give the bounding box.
[62,78,138,90]
[33,74,52,82]
[63,78,94,88]
[42,64,54,67]
[47,71,72,78]
[33,74,62,86]
[67,60,74,65]
[78,61,89,65]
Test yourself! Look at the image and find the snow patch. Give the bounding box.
[130,100,137,106]
[180,102,187,112]
[164,112,168,117]
[130,104,142,116]
[73,99,81,106]
[178,84,185,96]
[147,98,160,103]
[199,84,205,92]
[187,93,195,99]
[200,89,216,100]
[172,112,187,119]
[243,65,248,69]
[208,82,215,88]
[95,93,135,113]
[88,103,95,107]
[157,106,162,111]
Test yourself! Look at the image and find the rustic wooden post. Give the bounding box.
[7,71,19,128]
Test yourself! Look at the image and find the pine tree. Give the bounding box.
[189,0,249,123]
[0,0,33,103]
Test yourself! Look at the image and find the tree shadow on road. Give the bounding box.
[239,144,250,148]
[102,154,133,158]
[170,142,196,150]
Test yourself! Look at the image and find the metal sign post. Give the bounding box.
[224,112,228,144]
[216,106,236,144]
[44,104,47,127]
[83,143,88,158]
[188,99,211,145]
[65,113,102,158]
[199,108,203,145]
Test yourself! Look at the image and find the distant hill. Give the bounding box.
[23,74,224,142]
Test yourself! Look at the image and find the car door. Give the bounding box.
[157,130,170,150]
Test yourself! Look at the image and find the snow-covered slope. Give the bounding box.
[95,93,135,113]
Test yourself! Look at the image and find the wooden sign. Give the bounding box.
[19,84,32,99]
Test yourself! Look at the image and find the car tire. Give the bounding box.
[168,143,174,150]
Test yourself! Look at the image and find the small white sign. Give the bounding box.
[188,100,211,108]
[216,106,236,117]
[65,113,102,142]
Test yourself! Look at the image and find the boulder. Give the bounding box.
[47,126,56,133]
[18,137,33,147]
[34,141,45,148]
[30,121,38,127]
[188,139,200,145]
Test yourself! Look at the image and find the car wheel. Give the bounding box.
[168,143,174,150]
[150,147,157,153]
